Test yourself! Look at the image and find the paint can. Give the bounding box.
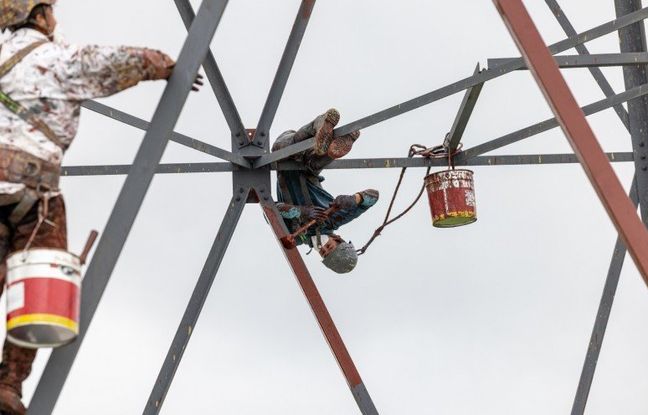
[424,169,477,228]
[5,249,81,349]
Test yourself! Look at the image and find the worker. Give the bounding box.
[0,1,202,413]
[273,109,379,274]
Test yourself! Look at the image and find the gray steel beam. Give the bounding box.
[488,53,648,71]
[444,64,484,153]
[82,100,250,168]
[29,1,230,413]
[59,152,634,176]
[616,0,648,222]
[173,0,247,145]
[143,192,248,414]
[545,0,630,129]
[571,177,639,415]
[253,0,317,148]
[459,82,648,160]
[254,6,648,167]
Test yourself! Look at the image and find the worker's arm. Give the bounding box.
[53,44,176,100]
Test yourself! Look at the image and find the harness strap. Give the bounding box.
[0,40,67,150]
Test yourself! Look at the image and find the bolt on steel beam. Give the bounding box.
[261,200,379,415]
[29,1,231,413]
[493,0,648,279]
[254,6,648,168]
[174,0,247,143]
[82,100,249,168]
[252,0,317,149]
[444,64,484,153]
[545,0,630,129]
[144,192,248,414]
[488,53,648,70]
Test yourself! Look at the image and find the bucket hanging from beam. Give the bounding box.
[424,169,477,227]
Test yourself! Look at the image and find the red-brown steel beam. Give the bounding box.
[261,200,379,415]
[493,0,648,283]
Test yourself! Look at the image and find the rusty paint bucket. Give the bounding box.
[424,169,477,228]
[5,249,81,349]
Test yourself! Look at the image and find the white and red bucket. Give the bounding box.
[5,231,97,349]
[424,169,477,228]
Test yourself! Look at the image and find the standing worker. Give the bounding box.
[273,109,379,274]
[0,1,202,413]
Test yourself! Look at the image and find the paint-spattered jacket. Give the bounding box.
[0,28,167,194]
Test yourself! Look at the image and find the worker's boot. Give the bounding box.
[313,108,340,156]
[0,385,25,415]
[327,130,361,159]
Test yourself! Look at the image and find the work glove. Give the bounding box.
[332,195,357,210]
[299,206,328,222]
[143,49,204,91]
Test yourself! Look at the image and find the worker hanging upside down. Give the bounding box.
[273,109,379,274]
[0,2,201,413]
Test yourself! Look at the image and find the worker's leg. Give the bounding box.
[325,189,380,230]
[0,196,67,398]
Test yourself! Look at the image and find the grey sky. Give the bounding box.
[8,0,648,413]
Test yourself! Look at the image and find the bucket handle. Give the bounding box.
[79,230,99,265]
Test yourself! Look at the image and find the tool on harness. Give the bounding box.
[280,205,339,249]
[356,141,476,255]
[6,229,99,349]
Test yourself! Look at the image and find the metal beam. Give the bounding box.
[444,64,484,153]
[488,52,648,70]
[571,178,639,415]
[615,0,648,222]
[29,1,230,413]
[82,100,250,168]
[143,192,247,414]
[254,6,648,167]
[261,200,379,415]
[253,0,317,148]
[493,0,648,278]
[459,82,648,160]
[545,0,630,129]
[173,0,247,144]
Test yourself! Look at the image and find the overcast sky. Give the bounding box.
[6,0,648,414]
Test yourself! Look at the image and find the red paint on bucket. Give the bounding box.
[424,169,477,228]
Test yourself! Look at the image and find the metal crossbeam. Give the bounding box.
[29,1,230,413]
[253,0,317,148]
[444,64,483,153]
[254,6,648,168]
[488,53,648,70]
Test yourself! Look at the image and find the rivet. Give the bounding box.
[236,197,241,202]
[256,141,263,145]
[239,188,244,193]
[236,132,241,137]
[264,196,269,201]
[261,132,266,137]
[260,188,265,193]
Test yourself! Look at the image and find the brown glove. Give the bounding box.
[142,49,175,80]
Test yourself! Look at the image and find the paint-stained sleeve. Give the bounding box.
[52,44,167,100]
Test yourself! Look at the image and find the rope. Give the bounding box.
[356,143,463,256]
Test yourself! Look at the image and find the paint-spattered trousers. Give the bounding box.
[0,196,67,396]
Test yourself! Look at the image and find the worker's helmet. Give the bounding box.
[320,235,358,274]
[0,0,56,31]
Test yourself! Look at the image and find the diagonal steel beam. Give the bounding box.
[444,64,484,153]
[544,0,630,130]
[252,0,317,148]
[261,199,379,415]
[489,53,648,71]
[82,100,249,167]
[254,6,648,167]
[571,177,638,415]
[173,0,247,145]
[493,0,648,277]
[29,1,230,413]
[143,192,247,414]
[459,82,648,160]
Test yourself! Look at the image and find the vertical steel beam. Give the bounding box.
[261,200,379,415]
[444,64,484,153]
[615,0,648,221]
[493,0,648,282]
[143,193,248,414]
[173,0,247,145]
[571,179,639,415]
[545,0,630,128]
[253,0,317,148]
[29,1,230,413]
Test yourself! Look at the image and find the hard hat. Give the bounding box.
[320,236,358,274]
[0,0,56,31]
